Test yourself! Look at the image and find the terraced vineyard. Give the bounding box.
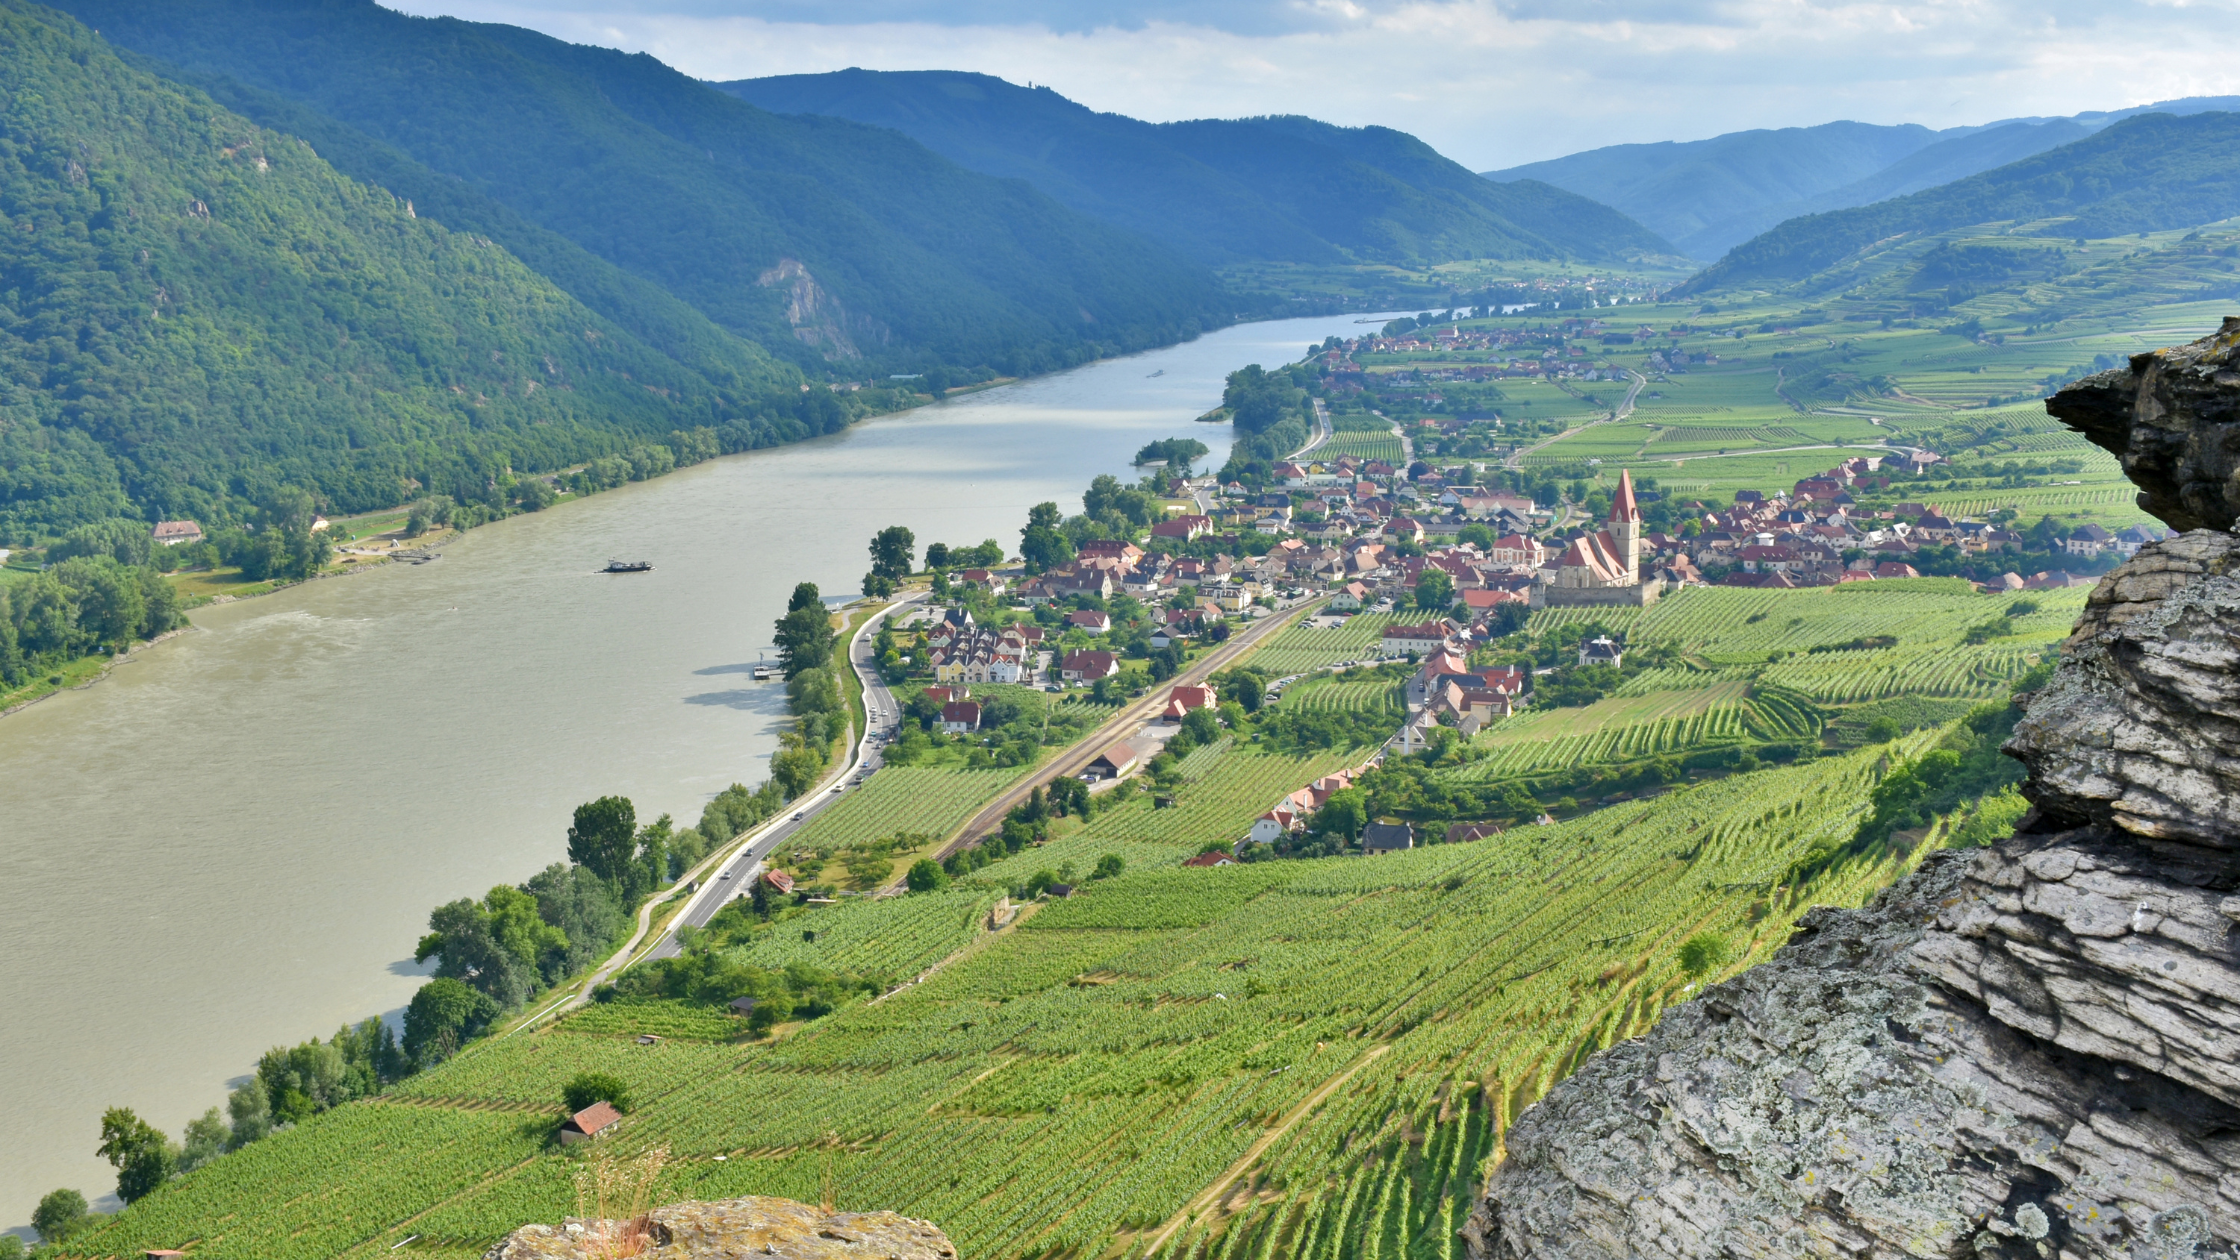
[1450,680,1820,781]
[1247,612,1407,676]
[780,767,1017,856]
[1279,676,1405,713]
[61,739,1941,1260]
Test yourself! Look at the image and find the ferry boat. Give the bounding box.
[603,560,653,573]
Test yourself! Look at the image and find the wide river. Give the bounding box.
[0,313,1385,1228]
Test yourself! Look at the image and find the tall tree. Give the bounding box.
[788,582,822,613]
[869,526,916,581]
[32,1189,89,1245]
[97,1107,174,1204]
[567,796,638,883]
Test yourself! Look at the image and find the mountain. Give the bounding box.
[0,0,806,541]
[1680,112,2240,293]
[718,69,1672,266]
[53,0,1234,378]
[1490,96,2240,259]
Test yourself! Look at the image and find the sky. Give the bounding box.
[383,0,2240,170]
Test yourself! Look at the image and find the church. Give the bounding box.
[1531,469,1663,608]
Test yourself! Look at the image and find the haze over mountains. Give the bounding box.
[721,69,1672,266]
[1492,96,2240,259]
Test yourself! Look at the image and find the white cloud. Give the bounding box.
[385,0,2240,168]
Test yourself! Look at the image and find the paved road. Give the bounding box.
[1293,397,1334,459]
[915,595,1325,874]
[641,592,924,961]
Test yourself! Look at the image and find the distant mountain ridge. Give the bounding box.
[1680,111,2240,294]
[719,69,1673,266]
[1490,96,2240,259]
[54,0,1234,378]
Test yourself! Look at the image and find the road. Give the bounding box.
[637,592,923,964]
[916,595,1325,873]
[1293,397,1334,459]
[1501,369,1647,472]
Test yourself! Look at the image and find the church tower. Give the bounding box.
[1610,469,1642,585]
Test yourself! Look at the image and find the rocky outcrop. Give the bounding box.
[1470,320,2240,1259]
[482,1195,957,1260]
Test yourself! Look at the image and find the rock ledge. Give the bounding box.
[481,1195,958,1260]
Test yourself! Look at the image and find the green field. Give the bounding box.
[62,733,1945,1260]
[1247,613,1408,676]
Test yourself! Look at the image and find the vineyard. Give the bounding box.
[1247,613,1406,676]
[779,767,1017,857]
[61,737,1946,1260]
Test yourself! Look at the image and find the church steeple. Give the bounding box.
[1610,469,1641,584]
[1612,468,1641,523]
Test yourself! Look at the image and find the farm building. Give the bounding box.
[559,1101,622,1145]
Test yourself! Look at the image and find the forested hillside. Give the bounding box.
[1683,111,2240,293]
[721,69,1671,265]
[0,0,808,541]
[58,0,1234,379]
[1490,96,2240,259]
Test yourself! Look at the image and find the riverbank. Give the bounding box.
[0,312,1384,1229]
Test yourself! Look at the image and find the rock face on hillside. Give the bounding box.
[481,1195,957,1260]
[1467,321,2240,1259]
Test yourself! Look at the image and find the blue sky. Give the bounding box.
[386,0,2240,169]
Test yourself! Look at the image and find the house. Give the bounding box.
[1152,513,1213,540]
[1060,649,1120,684]
[558,1100,623,1146]
[1044,883,1076,899]
[1873,561,1921,580]
[1247,808,1302,845]
[954,569,1009,595]
[1183,852,1237,867]
[1361,822,1414,854]
[1578,636,1622,668]
[1085,737,1156,780]
[2112,524,2163,557]
[728,995,759,1016]
[2065,524,2115,557]
[1489,534,1546,567]
[940,701,983,734]
[1067,609,1112,634]
[1163,684,1218,720]
[1384,516,1425,544]
[761,869,795,895]
[1447,822,1504,843]
[150,520,204,546]
[1382,622,1452,656]
[923,685,970,704]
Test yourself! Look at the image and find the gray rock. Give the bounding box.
[1470,319,2240,1259]
[2045,315,2240,532]
[482,1195,958,1260]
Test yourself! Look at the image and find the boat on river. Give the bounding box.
[603,560,653,573]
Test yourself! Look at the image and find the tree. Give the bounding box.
[403,977,499,1064]
[1021,524,1073,573]
[32,1188,89,1244]
[924,541,951,569]
[788,582,822,613]
[750,872,774,919]
[1181,706,1221,745]
[562,1071,632,1114]
[1864,715,1902,743]
[770,740,824,798]
[869,525,916,581]
[1228,672,1266,713]
[1415,568,1455,612]
[1678,932,1733,978]
[1312,789,1369,844]
[178,1107,231,1173]
[567,796,638,883]
[775,603,834,676]
[905,859,948,892]
[1026,501,1063,531]
[1458,522,1496,549]
[98,1107,175,1204]
[1092,853,1124,880]
[227,1079,272,1149]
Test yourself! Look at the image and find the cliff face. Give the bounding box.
[1468,318,2240,1260]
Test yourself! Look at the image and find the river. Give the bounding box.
[0,313,1386,1229]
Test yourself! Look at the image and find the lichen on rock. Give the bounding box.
[1470,318,2240,1259]
[481,1195,958,1260]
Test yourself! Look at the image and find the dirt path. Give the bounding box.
[1138,1043,1394,1255]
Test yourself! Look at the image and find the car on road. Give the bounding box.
[792,812,804,821]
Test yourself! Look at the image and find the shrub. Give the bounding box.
[1678,932,1733,978]
[562,1071,632,1115]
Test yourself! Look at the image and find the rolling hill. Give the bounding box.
[0,0,808,541]
[1491,96,2240,259]
[719,69,1672,266]
[53,0,1235,378]
[1680,111,2240,294]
